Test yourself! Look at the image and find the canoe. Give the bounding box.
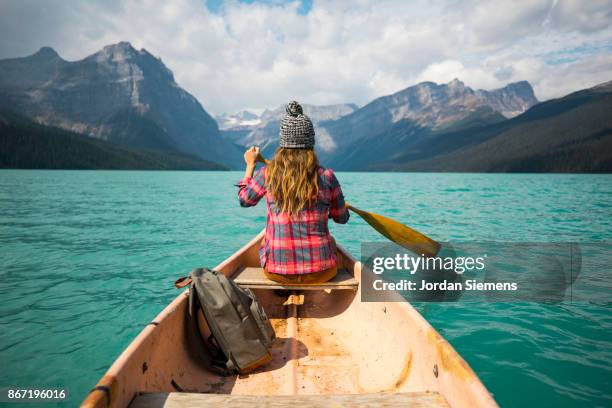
[81,231,498,408]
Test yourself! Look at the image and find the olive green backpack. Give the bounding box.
[175,267,275,375]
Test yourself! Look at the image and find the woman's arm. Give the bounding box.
[243,146,259,178]
[236,146,267,207]
[328,170,350,224]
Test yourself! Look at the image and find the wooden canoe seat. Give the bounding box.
[131,392,450,407]
[231,266,358,290]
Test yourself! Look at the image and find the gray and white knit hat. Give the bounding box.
[279,101,315,149]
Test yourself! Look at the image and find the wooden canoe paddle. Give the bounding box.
[345,203,440,257]
[256,154,441,257]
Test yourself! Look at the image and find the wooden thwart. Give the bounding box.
[232,267,358,290]
[130,391,450,407]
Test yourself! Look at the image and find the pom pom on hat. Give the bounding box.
[286,100,303,116]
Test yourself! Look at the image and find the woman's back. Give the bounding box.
[237,164,349,274]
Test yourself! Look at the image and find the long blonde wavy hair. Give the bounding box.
[266,148,320,216]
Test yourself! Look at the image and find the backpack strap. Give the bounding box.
[182,279,232,376]
[174,276,192,288]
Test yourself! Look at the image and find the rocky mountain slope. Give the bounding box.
[374,80,612,172]
[318,79,537,169]
[0,42,242,168]
[0,109,226,170]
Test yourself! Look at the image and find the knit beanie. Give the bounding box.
[279,101,315,149]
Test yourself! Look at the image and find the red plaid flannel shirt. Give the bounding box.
[236,166,349,274]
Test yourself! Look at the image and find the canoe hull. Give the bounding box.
[82,232,497,408]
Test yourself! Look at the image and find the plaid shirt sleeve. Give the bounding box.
[236,167,266,207]
[327,169,350,224]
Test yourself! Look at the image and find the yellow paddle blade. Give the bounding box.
[347,204,441,257]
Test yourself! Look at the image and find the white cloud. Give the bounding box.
[0,0,611,114]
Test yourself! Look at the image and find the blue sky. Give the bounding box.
[206,0,313,15]
[0,0,611,114]
[539,43,612,65]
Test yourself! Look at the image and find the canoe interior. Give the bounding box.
[81,232,497,408]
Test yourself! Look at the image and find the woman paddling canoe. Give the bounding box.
[236,101,350,284]
[82,103,494,408]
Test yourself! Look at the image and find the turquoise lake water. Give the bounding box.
[0,170,610,407]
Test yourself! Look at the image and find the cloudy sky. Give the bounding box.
[1,0,611,115]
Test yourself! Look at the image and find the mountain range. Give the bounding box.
[221,79,610,172]
[313,79,538,169]
[0,41,610,172]
[0,42,242,169]
[376,80,612,172]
